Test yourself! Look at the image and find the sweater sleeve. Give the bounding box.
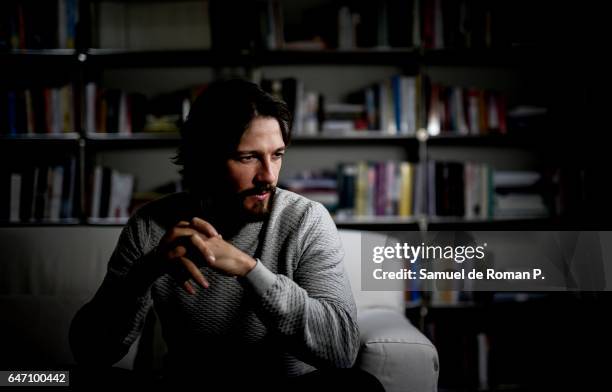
[244,202,359,369]
[69,212,157,366]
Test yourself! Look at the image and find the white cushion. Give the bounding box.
[357,308,439,392]
[338,229,405,314]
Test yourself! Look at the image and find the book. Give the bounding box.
[401,76,418,135]
[85,83,97,133]
[9,173,21,222]
[336,164,357,217]
[19,167,35,222]
[0,170,9,221]
[108,171,134,218]
[60,158,76,219]
[90,166,102,219]
[98,0,211,50]
[399,162,414,217]
[48,165,64,221]
[33,166,49,221]
[98,167,112,218]
[477,333,489,390]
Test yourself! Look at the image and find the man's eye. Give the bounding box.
[239,156,254,163]
[273,152,285,159]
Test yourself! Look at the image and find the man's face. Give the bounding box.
[224,116,285,219]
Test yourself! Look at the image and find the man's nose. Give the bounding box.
[255,158,276,185]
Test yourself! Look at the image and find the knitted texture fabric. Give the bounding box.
[70,189,359,379]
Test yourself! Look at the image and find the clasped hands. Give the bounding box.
[157,217,257,294]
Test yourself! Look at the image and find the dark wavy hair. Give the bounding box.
[173,79,292,194]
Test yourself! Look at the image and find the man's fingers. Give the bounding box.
[179,256,209,289]
[191,217,219,238]
[183,280,196,295]
[162,227,201,244]
[161,219,219,294]
[167,245,187,259]
[190,235,217,265]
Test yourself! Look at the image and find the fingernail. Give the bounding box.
[184,281,196,295]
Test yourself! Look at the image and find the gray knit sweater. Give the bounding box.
[70,189,359,379]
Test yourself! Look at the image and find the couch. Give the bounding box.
[0,227,438,391]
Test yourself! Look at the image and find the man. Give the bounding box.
[70,79,381,390]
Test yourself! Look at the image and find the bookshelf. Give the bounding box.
[0,0,600,229]
[291,130,418,144]
[85,132,180,147]
[0,49,80,68]
[0,132,80,144]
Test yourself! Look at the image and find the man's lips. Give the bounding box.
[250,191,270,201]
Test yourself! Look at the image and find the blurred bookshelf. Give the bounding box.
[85,216,129,226]
[334,215,422,230]
[85,132,181,147]
[85,48,253,68]
[0,49,80,68]
[291,131,419,145]
[1,0,602,229]
[0,218,81,227]
[0,132,80,144]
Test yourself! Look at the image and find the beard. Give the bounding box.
[197,183,276,230]
[235,184,276,222]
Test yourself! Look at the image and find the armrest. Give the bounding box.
[356,308,439,392]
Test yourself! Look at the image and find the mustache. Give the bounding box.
[237,184,276,198]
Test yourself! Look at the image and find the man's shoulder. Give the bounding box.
[270,189,341,256]
[272,188,331,223]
